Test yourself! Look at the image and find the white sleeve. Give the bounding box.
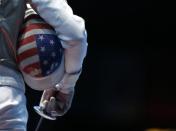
[29,0,88,73]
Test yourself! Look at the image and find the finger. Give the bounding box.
[56,91,74,108]
[45,97,62,117]
[54,91,74,113]
[55,91,68,102]
[50,97,56,103]
[45,97,56,113]
[40,100,48,110]
[43,89,57,100]
[48,97,56,109]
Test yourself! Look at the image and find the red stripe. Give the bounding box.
[18,48,38,62]
[24,14,42,23]
[18,35,35,46]
[35,74,43,77]
[23,62,42,77]
[23,62,40,72]
[20,23,53,35]
[23,62,40,73]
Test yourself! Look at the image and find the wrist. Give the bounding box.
[54,68,82,93]
[65,68,82,75]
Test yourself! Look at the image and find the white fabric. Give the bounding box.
[19,29,55,40]
[0,65,28,131]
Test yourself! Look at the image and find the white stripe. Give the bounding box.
[19,55,40,69]
[25,9,37,18]
[23,19,45,28]
[20,29,56,40]
[18,41,37,55]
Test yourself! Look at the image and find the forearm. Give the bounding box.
[63,34,87,73]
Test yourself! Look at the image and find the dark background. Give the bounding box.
[26,0,176,131]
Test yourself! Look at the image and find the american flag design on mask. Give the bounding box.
[17,14,63,77]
